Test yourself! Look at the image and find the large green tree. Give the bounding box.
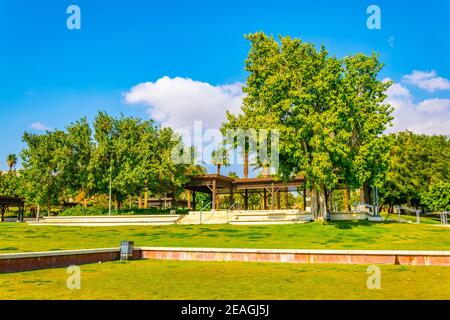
[221,32,393,220]
[21,129,67,215]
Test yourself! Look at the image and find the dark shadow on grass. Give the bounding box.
[327,221,375,229]
[0,246,18,251]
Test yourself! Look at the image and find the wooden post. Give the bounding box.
[138,194,142,209]
[244,189,248,210]
[285,188,289,209]
[187,191,191,209]
[212,179,217,210]
[144,190,148,209]
[230,187,234,209]
[263,189,267,210]
[277,190,281,209]
[192,191,196,211]
[271,183,275,210]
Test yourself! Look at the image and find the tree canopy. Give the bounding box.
[221,32,393,219]
[17,112,189,213]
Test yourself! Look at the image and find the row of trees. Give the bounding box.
[1,32,448,216]
[1,112,190,214]
[379,131,450,212]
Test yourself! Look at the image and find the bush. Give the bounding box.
[60,205,189,216]
[422,182,450,212]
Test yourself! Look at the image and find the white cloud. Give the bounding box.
[402,70,450,92]
[417,99,450,114]
[384,77,411,98]
[124,76,244,130]
[30,122,52,131]
[385,81,450,135]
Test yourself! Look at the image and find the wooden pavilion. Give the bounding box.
[183,174,309,211]
[0,196,25,222]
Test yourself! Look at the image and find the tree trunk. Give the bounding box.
[138,195,142,209]
[114,196,118,211]
[47,195,51,217]
[36,204,40,222]
[310,187,328,221]
[217,164,221,175]
[310,188,318,219]
[318,188,327,221]
[360,183,372,205]
[243,150,249,178]
[343,185,350,212]
[144,190,148,209]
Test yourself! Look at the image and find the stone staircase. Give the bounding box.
[177,210,230,225]
[27,215,181,226]
[178,209,313,225]
[230,210,313,225]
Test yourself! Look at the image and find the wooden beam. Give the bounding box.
[212,178,217,210]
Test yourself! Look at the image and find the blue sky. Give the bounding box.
[1,0,450,173]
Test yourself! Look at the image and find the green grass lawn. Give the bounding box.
[1,259,449,299]
[382,213,443,225]
[1,221,450,253]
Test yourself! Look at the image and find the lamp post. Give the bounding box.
[108,161,112,216]
[108,175,112,215]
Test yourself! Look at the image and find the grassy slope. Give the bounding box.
[1,221,450,253]
[1,259,449,299]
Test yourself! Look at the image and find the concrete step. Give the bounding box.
[28,215,182,226]
[27,221,177,226]
[230,220,310,225]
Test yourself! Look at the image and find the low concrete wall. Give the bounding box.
[2,247,450,273]
[0,248,136,273]
[139,247,450,266]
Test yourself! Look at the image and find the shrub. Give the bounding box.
[421,182,450,212]
[60,205,189,216]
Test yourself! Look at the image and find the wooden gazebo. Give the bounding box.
[184,174,308,210]
[0,196,25,222]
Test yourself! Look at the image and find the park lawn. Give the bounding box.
[1,259,449,299]
[1,221,450,253]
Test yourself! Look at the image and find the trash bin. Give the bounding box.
[120,240,134,261]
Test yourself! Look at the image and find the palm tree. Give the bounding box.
[211,147,230,175]
[6,154,18,172]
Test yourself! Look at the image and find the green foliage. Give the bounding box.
[21,129,67,211]
[6,154,18,171]
[60,205,188,216]
[380,131,450,209]
[421,182,450,212]
[18,112,190,212]
[221,32,393,218]
[0,172,24,197]
[211,146,230,174]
